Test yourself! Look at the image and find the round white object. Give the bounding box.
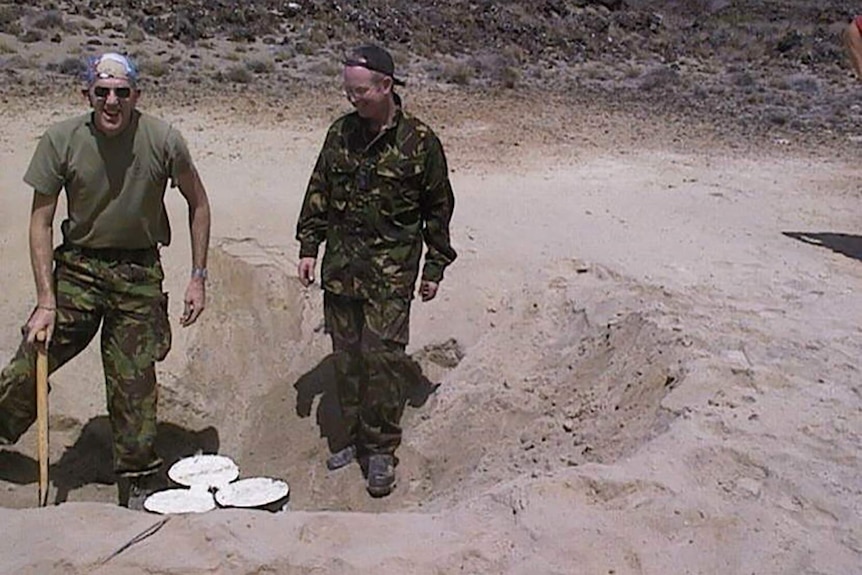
[168,454,239,488]
[215,477,290,508]
[143,487,215,514]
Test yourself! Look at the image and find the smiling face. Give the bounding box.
[85,77,140,137]
[342,64,392,121]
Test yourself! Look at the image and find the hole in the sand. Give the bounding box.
[0,244,690,511]
[150,244,692,512]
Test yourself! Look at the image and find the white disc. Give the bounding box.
[215,477,290,508]
[168,454,239,488]
[143,488,216,514]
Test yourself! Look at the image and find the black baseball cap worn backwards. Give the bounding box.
[344,45,406,86]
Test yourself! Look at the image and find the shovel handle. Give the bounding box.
[36,330,49,507]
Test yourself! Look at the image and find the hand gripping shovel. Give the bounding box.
[36,330,49,507]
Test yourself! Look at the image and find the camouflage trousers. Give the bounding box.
[324,291,413,457]
[0,244,171,477]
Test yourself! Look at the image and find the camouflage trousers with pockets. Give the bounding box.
[0,244,171,477]
[324,291,414,457]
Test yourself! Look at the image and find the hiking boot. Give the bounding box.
[365,454,396,498]
[326,444,357,471]
[124,473,163,511]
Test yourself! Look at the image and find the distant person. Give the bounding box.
[0,53,211,509]
[843,15,862,78]
[295,45,457,497]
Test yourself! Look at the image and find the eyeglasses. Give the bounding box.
[93,86,132,99]
[342,84,377,100]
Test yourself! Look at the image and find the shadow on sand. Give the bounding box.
[293,353,439,455]
[783,231,862,263]
[0,417,220,505]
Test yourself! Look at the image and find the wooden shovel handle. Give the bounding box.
[36,330,49,507]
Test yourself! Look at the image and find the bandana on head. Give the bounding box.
[85,53,139,86]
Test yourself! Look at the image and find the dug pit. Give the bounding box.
[0,241,694,512]
[157,242,693,512]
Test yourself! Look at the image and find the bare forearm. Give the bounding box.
[181,175,210,327]
[176,166,211,272]
[189,200,210,270]
[29,218,54,307]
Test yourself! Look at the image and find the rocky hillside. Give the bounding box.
[0,1,859,140]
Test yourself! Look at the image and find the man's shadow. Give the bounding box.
[0,416,219,504]
[783,232,862,262]
[294,353,439,454]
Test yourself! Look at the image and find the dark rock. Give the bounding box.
[776,30,803,54]
[18,29,44,43]
[55,57,86,76]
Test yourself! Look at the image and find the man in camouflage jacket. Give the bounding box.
[296,45,456,497]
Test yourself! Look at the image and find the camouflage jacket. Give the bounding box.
[296,108,457,300]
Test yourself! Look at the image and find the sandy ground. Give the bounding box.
[0,90,860,574]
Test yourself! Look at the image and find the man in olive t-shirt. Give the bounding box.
[0,53,211,509]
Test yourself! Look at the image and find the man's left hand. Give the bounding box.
[182,278,206,326]
[419,280,439,302]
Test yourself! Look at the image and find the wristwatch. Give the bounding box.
[191,267,208,280]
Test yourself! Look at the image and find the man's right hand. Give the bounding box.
[26,306,56,347]
[298,257,317,287]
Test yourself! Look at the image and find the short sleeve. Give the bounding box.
[23,131,65,196]
[166,126,193,187]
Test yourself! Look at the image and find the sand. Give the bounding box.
[0,90,860,574]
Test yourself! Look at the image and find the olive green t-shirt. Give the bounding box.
[23,110,193,249]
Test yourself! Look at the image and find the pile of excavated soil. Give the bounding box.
[15,239,693,514]
[198,246,695,513]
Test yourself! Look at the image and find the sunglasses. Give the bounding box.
[93,86,132,99]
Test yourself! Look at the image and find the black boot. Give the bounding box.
[326,444,357,471]
[365,454,396,497]
[120,473,165,511]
